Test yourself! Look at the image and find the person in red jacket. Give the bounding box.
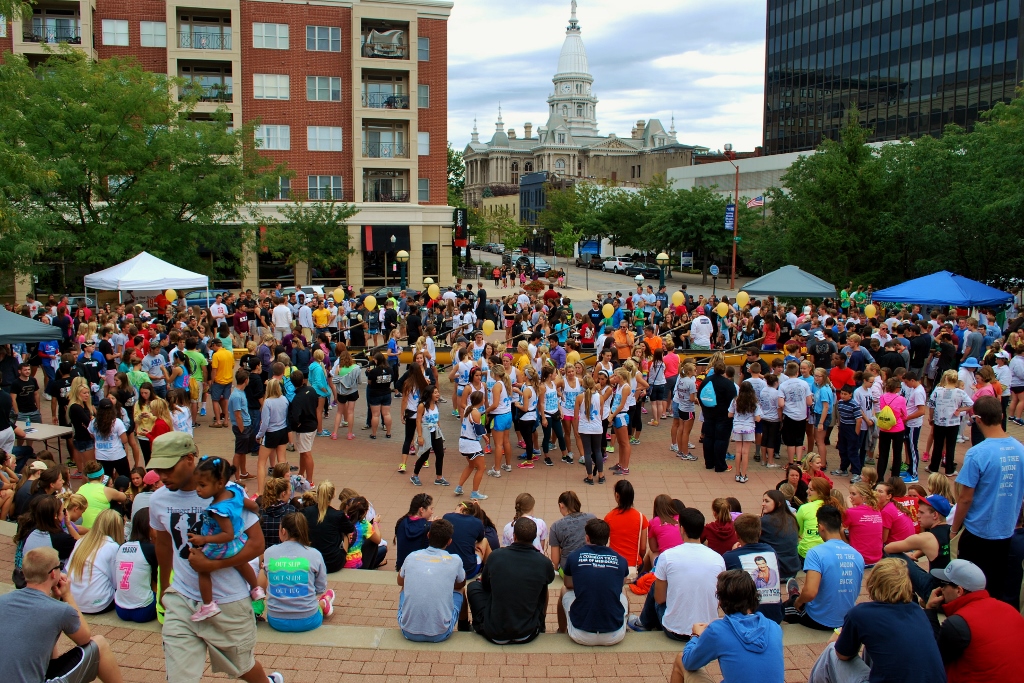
[925,559,1024,682]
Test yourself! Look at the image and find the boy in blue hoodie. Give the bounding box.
[673,569,784,683]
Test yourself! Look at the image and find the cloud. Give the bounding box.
[447,0,767,153]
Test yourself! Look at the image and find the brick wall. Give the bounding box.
[417,17,447,206]
[241,2,353,202]
[0,16,12,55]
[95,0,167,72]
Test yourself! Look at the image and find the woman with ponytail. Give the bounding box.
[344,496,385,569]
[796,478,844,559]
[500,492,548,552]
[264,512,335,631]
[258,477,295,548]
[574,375,605,484]
[299,480,355,573]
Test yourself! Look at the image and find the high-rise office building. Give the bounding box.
[763,0,1022,155]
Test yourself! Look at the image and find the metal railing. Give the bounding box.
[360,38,408,59]
[182,83,233,102]
[362,142,409,159]
[363,190,410,202]
[24,27,81,44]
[178,31,231,50]
[362,92,410,109]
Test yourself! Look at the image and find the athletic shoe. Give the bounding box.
[360,424,371,430]
[435,477,451,486]
[626,614,646,632]
[451,410,460,417]
[614,467,629,475]
[900,462,909,473]
[850,475,862,484]
[786,578,801,599]
[688,443,696,449]
[200,407,206,416]
[486,467,501,478]
[454,486,464,495]
[562,455,573,464]
[470,491,488,500]
[670,444,679,453]
[544,457,554,466]
[410,476,422,486]
[518,452,530,460]
[191,602,221,622]
[423,459,429,467]
[740,475,749,483]
[725,453,735,460]
[518,460,534,469]
[268,673,285,683]
[766,463,780,469]
[956,437,967,443]
[250,587,266,601]
[735,475,742,483]
[318,429,331,437]
[437,397,447,403]
[319,595,335,618]
[605,445,615,453]
[484,445,492,454]
[286,444,296,452]
[611,463,622,471]
[579,455,586,464]
[518,440,526,448]
[830,469,848,477]
[680,453,698,461]
[501,464,512,472]
[629,438,640,445]
[397,464,406,473]
[753,454,761,462]
[901,472,917,483]
[724,465,733,472]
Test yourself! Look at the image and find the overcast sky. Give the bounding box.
[446,0,767,154]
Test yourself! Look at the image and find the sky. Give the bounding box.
[447,0,767,154]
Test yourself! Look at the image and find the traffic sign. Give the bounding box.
[734,236,742,243]
[709,265,720,277]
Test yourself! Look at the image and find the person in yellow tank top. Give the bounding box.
[78,461,127,528]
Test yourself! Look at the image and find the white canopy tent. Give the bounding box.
[83,251,209,307]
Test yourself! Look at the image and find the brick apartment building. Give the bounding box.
[0,0,454,295]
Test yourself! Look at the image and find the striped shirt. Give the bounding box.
[835,398,863,426]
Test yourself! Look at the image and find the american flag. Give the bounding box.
[746,196,764,208]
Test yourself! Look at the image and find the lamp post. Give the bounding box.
[396,250,409,290]
[390,234,397,288]
[532,227,538,273]
[634,274,644,289]
[656,252,669,289]
[723,143,740,291]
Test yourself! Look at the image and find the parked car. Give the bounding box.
[502,250,524,265]
[602,256,633,274]
[67,296,97,312]
[625,262,663,279]
[575,252,604,269]
[281,285,326,300]
[182,289,231,309]
[491,243,505,254]
[515,255,552,273]
[370,286,420,301]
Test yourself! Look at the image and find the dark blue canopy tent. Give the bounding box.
[871,271,1013,308]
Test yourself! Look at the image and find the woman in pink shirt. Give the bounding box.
[844,482,883,565]
[875,480,915,544]
[642,494,684,572]
[876,377,908,480]
[969,366,999,445]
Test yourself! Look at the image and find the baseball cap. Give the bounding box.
[799,329,810,337]
[98,397,114,410]
[917,494,952,517]
[83,339,95,346]
[30,460,49,472]
[146,432,198,470]
[931,559,986,592]
[996,350,1011,360]
[813,330,825,340]
[142,470,161,485]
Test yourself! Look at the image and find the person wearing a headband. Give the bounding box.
[77,461,126,529]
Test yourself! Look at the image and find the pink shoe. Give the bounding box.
[331,433,338,440]
[191,601,221,622]
[347,433,355,440]
[250,586,266,601]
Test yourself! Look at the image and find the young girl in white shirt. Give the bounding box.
[729,381,763,484]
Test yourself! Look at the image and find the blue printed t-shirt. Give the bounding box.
[201,480,248,558]
[957,436,1024,540]
[812,384,834,416]
[802,539,864,628]
[835,601,946,683]
[563,544,629,633]
[442,512,485,574]
[228,389,251,427]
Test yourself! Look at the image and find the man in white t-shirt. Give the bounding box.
[209,294,229,328]
[147,433,283,683]
[271,299,293,341]
[690,314,714,349]
[902,371,927,482]
[779,362,813,463]
[629,508,725,639]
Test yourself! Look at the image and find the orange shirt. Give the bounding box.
[643,334,663,354]
[604,507,650,567]
[613,330,635,360]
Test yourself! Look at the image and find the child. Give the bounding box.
[860,465,878,489]
[271,462,312,499]
[701,498,738,554]
[263,512,334,631]
[759,373,782,468]
[63,493,89,538]
[833,385,864,481]
[671,362,698,461]
[728,381,762,483]
[853,371,877,469]
[187,455,265,621]
[454,390,488,500]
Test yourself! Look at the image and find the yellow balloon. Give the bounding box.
[427,284,440,300]
[165,289,176,302]
[364,295,377,311]
[736,291,750,308]
[671,291,684,306]
[333,287,345,302]
[716,302,729,317]
[482,320,496,336]
[864,304,877,318]
[602,303,614,318]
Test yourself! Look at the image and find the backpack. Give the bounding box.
[698,377,717,408]
[876,404,897,431]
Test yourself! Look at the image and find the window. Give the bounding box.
[307,126,343,152]
[417,131,429,155]
[0,17,6,39]
[308,175,342,200]
[557,133,566,144]
[253,22,288,49]
[260,176,291,200]
[555,159,566,170]
[102,19,128,46]
[253,74,289,100]
[418,178,429,202]
[417,36,429,60]
[306,25,340,52]
[140,21,166,47]
[576,104,583,117]
[418,84,429,108]
[422,243,439,278]
[255,125,290,150]
[306,76,341,101]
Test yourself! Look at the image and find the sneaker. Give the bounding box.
[670,444,679,453]
[438,397,447,403]
[830,469,848,477]
[200,406,207,416]
[724,465,733,472]
[454,486,464,495]
[680,453,698,461]
[250,587,266,601]
[319,596,335,619]
[735,475,742,483]
[614,467,629,475]
[286,444,296,452]
[544,457,554,466]
[191,601,221,622]
[579,455,586,464]
[360,424,371,430]
[740,475,749,483]
[901,472,917,483]
[766,463,781,468]
[486,467,501,478]
[786,578,801,598]
[850,475,862,484]
[629,437,640,445]
[900,462,909,473]
[627,614,646,632]
[605,445,615,453]
[562,454,573,464]
[397,463,406,473]
[470,491,488,500]
[518,460,534,469]
[611,463,622,471]
[252,597,266,617]
[518,440,526,448]
[318,429,331,437]
[501,464,512,472]
[484,445,492,454]
[423,460,429,467]
[688,442,696,449]
[435,477,451,486]
[754,454,761,462]
[410,475,422,486]
[725,453,736,461]
[268,673,285,683]
[451,410,460,417]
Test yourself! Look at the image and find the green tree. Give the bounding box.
[261,198,359,279]
[0,51,284,277]
[643,186,732,283]
[447,142,466,207]
[551,220,583,260]
[537,181,603,252]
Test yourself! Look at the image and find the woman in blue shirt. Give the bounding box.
[811,368,835,466]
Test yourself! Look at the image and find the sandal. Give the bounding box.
[647,420,659,426]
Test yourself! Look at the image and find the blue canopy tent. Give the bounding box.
[870,271,1013,308]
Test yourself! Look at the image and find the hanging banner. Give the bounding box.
[724,204,736,232]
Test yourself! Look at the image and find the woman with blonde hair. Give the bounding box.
[255,378,290,492]
[330,343,362,441]
[608,367,634,475]
[926,369,972,476]
[487,364,514,476]
[67,376,96,477]
[844,481,883,565]
[67,508,124,613]
[925,471,956,504]
[146,397,173,444]
[299,480,352,573]
[514,366,542,467]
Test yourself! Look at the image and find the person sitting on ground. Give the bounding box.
[0,547,123,683]
[397,517,467,643]
[672,569,784,683]
[808,557,945,683]
[723,514,784,623]
[557,518,630,646]
[924,559,1024,683]
[113,509,157,623]
[299,480,353,574]
[629,507,726,640]
[883,494,952,601]
[67,508,125,614]
[701,497,739,555]
[443,499,490,579]
[548,490,596,572]
[784,505,865,630]
[263,512,333,633]
[394,493,433,572]
[466,516,555,644]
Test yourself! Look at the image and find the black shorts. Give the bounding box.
[675,408,695,420]
[650,385,668,402]
[232,425,253,454]
[262,427,290,448]
[1012,386,1024,395]
[762,420,781,450]
[367,393,392,407]
[336,391,359,404]
[781,416,807,447]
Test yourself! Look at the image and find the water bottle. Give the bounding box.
[25,416,31,430]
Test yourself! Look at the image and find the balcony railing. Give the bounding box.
[363,190,409,202]
[24,27,81,44]
[362,142,409,159]
[178,31,231,50]
[182,83,233,102]
[362,92,410,109]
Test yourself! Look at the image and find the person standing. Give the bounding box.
[271,298,293,342]
[699,361,738,473]
[950,395,1024,600]
[209,338,235,429]
[11,362,42,424]
[140,344,169,400]
[288,370,319,486]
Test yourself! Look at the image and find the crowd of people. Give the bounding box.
[1,279,1024,683]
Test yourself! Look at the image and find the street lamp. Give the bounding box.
[532,227,538,272]
[390,234,397,288]
[423,277,434,286]
[396,250,409,290]
[656,252,669,288]
[634,274,644,288]
[723,143,740,290]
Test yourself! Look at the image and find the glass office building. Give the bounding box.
[763,0,1022,154]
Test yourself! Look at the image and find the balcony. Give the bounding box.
[362,92,410,109]
[363,169,410,202]
[179,62,233,104]
[362,142,409,159]
[23,25,82,44]
[182,82,232,102]
[360,20,409,60]
[177,31,231,50]
[364,189,410,202]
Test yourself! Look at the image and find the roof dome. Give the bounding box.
[555,1,589,76]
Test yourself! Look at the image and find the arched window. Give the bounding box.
[524,161,533,172]
[555,158,565,170]
[576,104,583,117]
[511,161,519,184]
